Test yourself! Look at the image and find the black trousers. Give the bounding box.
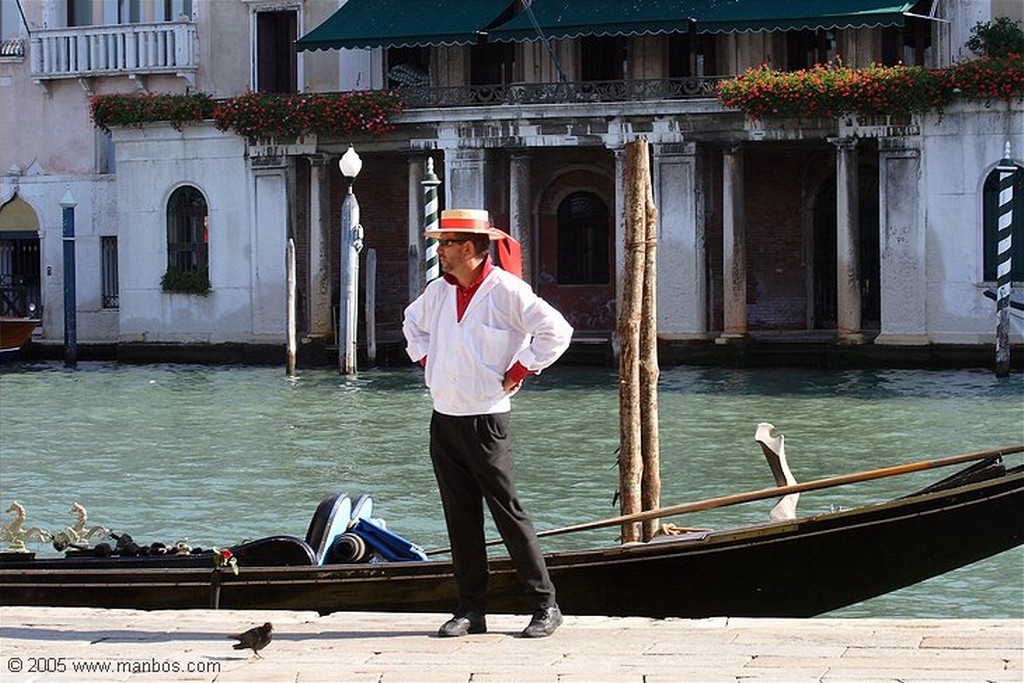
[429,410,555,614]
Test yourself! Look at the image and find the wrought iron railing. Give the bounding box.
[398,76,726,109]
[29,21,197,80]
[0,39,24,58]
[0,285,40,318]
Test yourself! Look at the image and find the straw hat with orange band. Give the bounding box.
[426,209,508,240]
[428,209,522,278]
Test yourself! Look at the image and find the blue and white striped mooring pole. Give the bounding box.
[422,157,441,286]
[995,141,1016,378]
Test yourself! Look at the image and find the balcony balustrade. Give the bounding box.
[30,21,197,86]
[398,76,726,109]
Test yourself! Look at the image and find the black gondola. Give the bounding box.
[2,449,1021,618]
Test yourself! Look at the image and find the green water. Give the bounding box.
[1,361,1021,618]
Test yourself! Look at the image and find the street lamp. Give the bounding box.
[338,145,363,374]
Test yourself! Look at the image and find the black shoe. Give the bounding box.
[521,604,562,638]
[437,611,487,637]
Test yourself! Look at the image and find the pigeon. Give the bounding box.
[228,622,273,658]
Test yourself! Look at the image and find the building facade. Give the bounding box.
[1,0,1021,363]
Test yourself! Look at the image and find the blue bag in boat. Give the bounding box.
[349,518,427,562]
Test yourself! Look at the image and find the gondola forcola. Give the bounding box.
[1,437,1022,619]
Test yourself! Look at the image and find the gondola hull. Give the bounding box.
[2,466,1021,618]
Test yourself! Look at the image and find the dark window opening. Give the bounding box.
[67,0,93,27]
[881,1,932,66]
[471,41,515,85]
[983,166,1024,282]
[668,31,717,78]
[256,10,297,93]
[786,29,836,70]
[387,46,431,88]
[101,236,119,309]
[580,35,626,81]
[160,0,193,21]
[166,186,209,276]
[556,192,610,285]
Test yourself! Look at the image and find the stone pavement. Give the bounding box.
[0,607,1020,683]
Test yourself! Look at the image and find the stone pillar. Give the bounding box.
[407,155,424,302]
[831,136,863,343]
[307,155,333,338]
[509,152,532,282]
[653,142,706,338]
[444,147,487,209]
[252,160,289,336]
[719,145,746,341]
[614,146,628,320]
[876,137,927,345]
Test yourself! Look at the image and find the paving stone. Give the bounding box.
[1,608,1021,683]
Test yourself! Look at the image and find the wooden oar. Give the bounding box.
[423,444,1023,556]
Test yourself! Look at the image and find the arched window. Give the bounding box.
[982,165,1024,282]
[166,185,208,276]
[556,192,610,285]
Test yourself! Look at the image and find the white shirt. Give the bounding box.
[403,267,574,416]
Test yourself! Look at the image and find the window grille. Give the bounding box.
[101,235,119,308]
[166,185,209,275]
[556,192,610,285]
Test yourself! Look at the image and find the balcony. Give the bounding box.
[398,76,727,109]
[30,21,197,89]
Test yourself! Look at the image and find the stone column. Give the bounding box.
[876,137,927,345]
[719,145,747,341]
[653,142,706,338]
[832,136,863,343]
[614,146,628,320]
[444,147,487,209]
[509,152,532,282]
[252,159,289,336]
[307,155,333,338]
[407,155,424,302]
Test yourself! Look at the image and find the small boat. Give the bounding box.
[0,317,40,364]
[1,446,1021,618]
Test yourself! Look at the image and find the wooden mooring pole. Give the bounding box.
[619,138,661,543]
[286,238,297,376]
[639,144,661,541]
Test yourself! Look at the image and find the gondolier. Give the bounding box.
[402,209,574,638]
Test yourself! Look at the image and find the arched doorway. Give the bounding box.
[0,194,42,317]
[537,189,615,333]
[810,168,880,330]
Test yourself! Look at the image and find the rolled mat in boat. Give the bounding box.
[327,532,367,563]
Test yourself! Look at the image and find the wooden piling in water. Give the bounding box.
[618,141,645,543]
[619,139,662,544]
[286,238,296,376]
[639,143,661,541]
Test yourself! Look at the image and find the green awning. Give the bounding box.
[698,0,916,33]
[296,0,515,52]
[486,0,915,42]
[486,0,705,42]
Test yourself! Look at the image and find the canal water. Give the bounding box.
[1,361,1021,618]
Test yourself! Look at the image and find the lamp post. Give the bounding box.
[338,145,363,374]
[59,189,78,368]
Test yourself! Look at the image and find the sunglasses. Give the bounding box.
[437,238,471,247]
